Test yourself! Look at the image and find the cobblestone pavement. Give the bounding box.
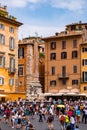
[0,115,87,130]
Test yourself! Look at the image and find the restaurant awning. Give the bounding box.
[0,94,7,97]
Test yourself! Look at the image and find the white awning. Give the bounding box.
[0,94,7,97]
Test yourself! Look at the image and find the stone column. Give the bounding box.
[33,40,39,81]
[26,45,33,98]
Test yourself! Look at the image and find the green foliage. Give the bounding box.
[39,53,45,58]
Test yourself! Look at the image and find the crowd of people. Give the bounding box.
[0,97,87,130]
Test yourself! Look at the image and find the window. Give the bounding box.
[62,41,66,49]
[71,25,76,31]
[73,65,77,73]
[9,27,14,33]
[9,78,14,86]
[82,59,87,66]
[50,80,56,86]
[19,81,23,86]
[0,34,5,44]
[18,47,24,58]
[73,40,77,48]
[50,53,56,60]
[0,56,5,67]
[82,47,87,52]
[84,86,87,91]
[85,26,87,30]
[82,72,87,82]
[10,57,15,72]
[78,25,82,30]
[72,80,78,85]
[9,37,15,50]
[61,52,67,59]
[62,79,66,85]
[18,66,23,76]
[50,42,56,50]
[51,66,55,75]
[0,77,4,85]
[0,23,5,30]
[72,51,78,58]
[62,66,66,76]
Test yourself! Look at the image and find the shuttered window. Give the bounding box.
[9,37,15,50]
[9,27,14,33]
[10,57,15,70]
[0,23,5,30]
[0,34,5,44]
[18,47,24,58]
[0,77,4,85]
[0,56,5,67]
[9,78,14,86]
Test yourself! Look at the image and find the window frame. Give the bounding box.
[51,66,55,75]
[72,80,78,85]
[73,40,77,48]
[62,41,66,49]
[9,27,14,33]
[50,41,56,50]
[0,77,4,85]
[9,37,15,50]
[72,51,78,58]
[18,66,24,76]
[0,23,5,30]
[0,55,5,68]
[18,47,24,58]
[73,65,77,73]
[50,80,56,86]
[61,52,67,59]
[82,59,87,66]
[9,78,14,86]
[0,34,5,44]
[84,86,87,91]
[50,53,56,60]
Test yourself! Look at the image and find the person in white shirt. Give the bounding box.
[70,115,75,130]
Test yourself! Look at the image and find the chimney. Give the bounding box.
[55,32,59,36]
[4,6,7,10]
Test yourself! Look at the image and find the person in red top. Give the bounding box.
[67,109,73,118]
[5,107,10,123]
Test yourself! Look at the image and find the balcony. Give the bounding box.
[58,73,69,79]
[8,68,16,74]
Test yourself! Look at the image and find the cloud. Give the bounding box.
[1,0,87,11]
[18,24,65,39]
[0,0,46,8]
[50,0,86,12]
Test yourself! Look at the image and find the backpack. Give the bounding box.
[48,115,54,122]
[60,115,65,122]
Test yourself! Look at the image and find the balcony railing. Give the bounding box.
[58,73,69,79]
[8,68,16,74]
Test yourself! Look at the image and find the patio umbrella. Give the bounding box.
[57,104,65,108]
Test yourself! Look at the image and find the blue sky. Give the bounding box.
[1,0,87,39]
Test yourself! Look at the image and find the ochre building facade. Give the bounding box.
[43,21,87,96]
[0,5,25,101]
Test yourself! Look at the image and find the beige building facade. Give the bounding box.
[43,21,87,96]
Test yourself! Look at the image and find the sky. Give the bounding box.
[1,0,87,39]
